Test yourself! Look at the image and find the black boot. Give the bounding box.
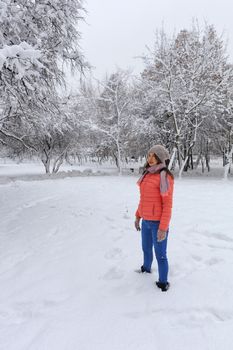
[135,265,151,273]
[141,265,151,273]
[155,281,170,292]
[140,265,151,273]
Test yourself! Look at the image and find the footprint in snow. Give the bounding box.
[191,254,203,262]
[123,213,130,219]
[47,228,59,238]
[205,257,223,266]
[22,197,54,209]
[124,307,233,325]
[102,267,124,280]
[105,248,123,260]
[105,216,114,222]
[212,232,233,242]
[198,230,233,243]
[113,235,123,242]
[171,307,233,326]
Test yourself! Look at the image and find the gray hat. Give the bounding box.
[148,145,170,163]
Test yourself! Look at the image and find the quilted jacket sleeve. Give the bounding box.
[159,176,174,231]
[135,207,141,219]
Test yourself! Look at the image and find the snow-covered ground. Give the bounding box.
[0,159,136,184]
[0,170,233,350]
[0,159,118,178]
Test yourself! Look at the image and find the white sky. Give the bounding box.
[79,0,233,80]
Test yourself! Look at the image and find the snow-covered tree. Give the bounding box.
[0,0,87,156]
[86,70,132,174]
[138,23,232,176]
[210,76,233,178]
[1,94,86,173]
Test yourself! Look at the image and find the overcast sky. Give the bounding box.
[78,0,233,80]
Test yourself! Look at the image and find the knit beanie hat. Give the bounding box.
[148,145,170,163]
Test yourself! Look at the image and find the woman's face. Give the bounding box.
[147,152,158,166]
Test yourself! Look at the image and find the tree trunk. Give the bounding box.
[179,155,189,178]
[41,158,51,174]
[52,156,64,173]
[41,149,51,174]
[184,155,190,172]
[52,149,68,173]
[223,150,228,166]
[112,153,118,168]
[179,142,196,177]
[175,139,182,169]
[223,144,233,179]
[205,140,210,172]
[168,147,177,170]
[183,145,188,171]
[205,154,210,172]
[201,155,205,173]
[195,153,202,169]
[116,139,122,175]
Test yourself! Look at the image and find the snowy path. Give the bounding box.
[0,176,233,350]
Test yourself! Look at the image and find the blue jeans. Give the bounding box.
[141,220,169,283]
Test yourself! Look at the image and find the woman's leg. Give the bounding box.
[141,220,153,272]
[152,223,169,283]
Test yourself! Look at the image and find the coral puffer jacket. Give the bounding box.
[135,173,174,231]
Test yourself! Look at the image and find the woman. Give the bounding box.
[135,145,174,292]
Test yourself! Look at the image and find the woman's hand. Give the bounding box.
[134,217,141,231]
[157,229,167,242]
